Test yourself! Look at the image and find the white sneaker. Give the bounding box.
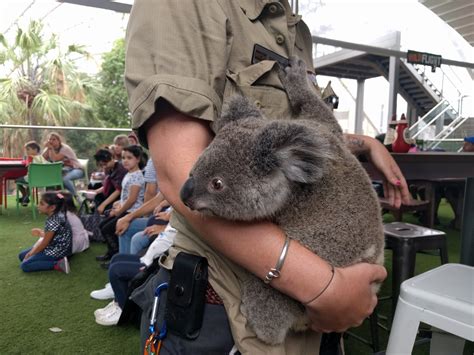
[93,300,117,318]
[95,302,122,326]
[90,283,114,300]
[56,257,70,274]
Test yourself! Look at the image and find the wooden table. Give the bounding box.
[363,152,474,266]
[0,159,27,212]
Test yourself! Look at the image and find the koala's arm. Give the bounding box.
[146,101,387,333]
[344,133,411,208]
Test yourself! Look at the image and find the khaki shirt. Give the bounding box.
[125,1,321,354]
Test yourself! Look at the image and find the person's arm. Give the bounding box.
[97,190,120,215]
[94,186,104,194]
[344,133,411,208]
[147,105,386,332]
[111,184,141,216]
[24,231,55,259]
[116,192,165,235]
[144,182,158,203]
[31,228,45,238]
[43,145,66,162]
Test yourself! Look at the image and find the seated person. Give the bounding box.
[91,149,127,214]
[91,223,177,326]
[128,132,139,145]
[112,134,130,162]
[130,205,172,255]
[42,132,84,199]
[63,193,90,254]
[19,191,72,273]
[97,145,147,266]
[16,141,49,206]
[116,159,161,254]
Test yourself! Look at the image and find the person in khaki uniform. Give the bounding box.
[125,1,411,353]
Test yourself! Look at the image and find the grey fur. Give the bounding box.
[180,57,384,344]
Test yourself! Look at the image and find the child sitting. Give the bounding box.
[63,193,90,254]
[16,141,49,206]
[19,191,72,273]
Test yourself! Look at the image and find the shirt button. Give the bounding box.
[254,100,262,108]
[268,4,278,14]
[276,34,285,45]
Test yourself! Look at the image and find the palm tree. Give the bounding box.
[0,20,100,156]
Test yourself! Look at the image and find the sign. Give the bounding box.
[407,50,442,72]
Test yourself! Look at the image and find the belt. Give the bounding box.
[205,282,224,305]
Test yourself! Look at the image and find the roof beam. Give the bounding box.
[56,0,131,13]
[312,36,474,69]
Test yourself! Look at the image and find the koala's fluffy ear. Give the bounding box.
[254,122,332,183]
[215,95,263,132]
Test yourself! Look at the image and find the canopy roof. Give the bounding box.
[419,0,474,47]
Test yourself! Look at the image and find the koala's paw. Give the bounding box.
[278,56,308,88]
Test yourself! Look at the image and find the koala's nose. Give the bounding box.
[180,177,195,207]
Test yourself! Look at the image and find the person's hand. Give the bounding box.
[144,225,166,237]
[366,137,411,208]
[153,200,170,216]
[116,215,132,236]
[305,263,387,333]
[31,228,44,238]
[154,211,171,222]
[24,251,34,260]
[97,204,106,215]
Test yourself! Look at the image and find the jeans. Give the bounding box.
[19,248,58,272]
[130,231,152,255]
[62,167,84,195]
[118,218,148,254]
[99,212,128,256]
[108,253,144,308]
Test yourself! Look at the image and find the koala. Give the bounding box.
[180,57,384,345]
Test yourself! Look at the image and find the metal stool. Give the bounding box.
[384,222,448,315]
[386,264,474,355]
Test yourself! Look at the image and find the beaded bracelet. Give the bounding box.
[303,264,335,305]
[264,236,291,284]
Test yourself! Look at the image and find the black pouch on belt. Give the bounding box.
[165,252,208,339]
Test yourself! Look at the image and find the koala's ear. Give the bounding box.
[215,95,263,132]
[255,122,332,183]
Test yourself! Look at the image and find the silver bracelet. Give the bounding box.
[264,236,291,284]
[303,264,335,305]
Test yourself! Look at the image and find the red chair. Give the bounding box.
[0,158,27,209]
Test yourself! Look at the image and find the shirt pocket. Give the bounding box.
[222,60,292,123]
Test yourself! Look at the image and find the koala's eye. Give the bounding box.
[210,178,224,191]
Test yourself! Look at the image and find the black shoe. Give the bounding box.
[95,254,111,262]
[100,261,110,270]
[21,196,30,206]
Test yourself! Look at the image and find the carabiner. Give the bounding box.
[149,282,168,339]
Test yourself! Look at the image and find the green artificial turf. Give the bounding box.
[0,197,472,354]
[0,198,139,354]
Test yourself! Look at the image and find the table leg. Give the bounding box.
[460,177,474,266]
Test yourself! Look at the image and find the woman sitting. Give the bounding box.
[42,132,84,199]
